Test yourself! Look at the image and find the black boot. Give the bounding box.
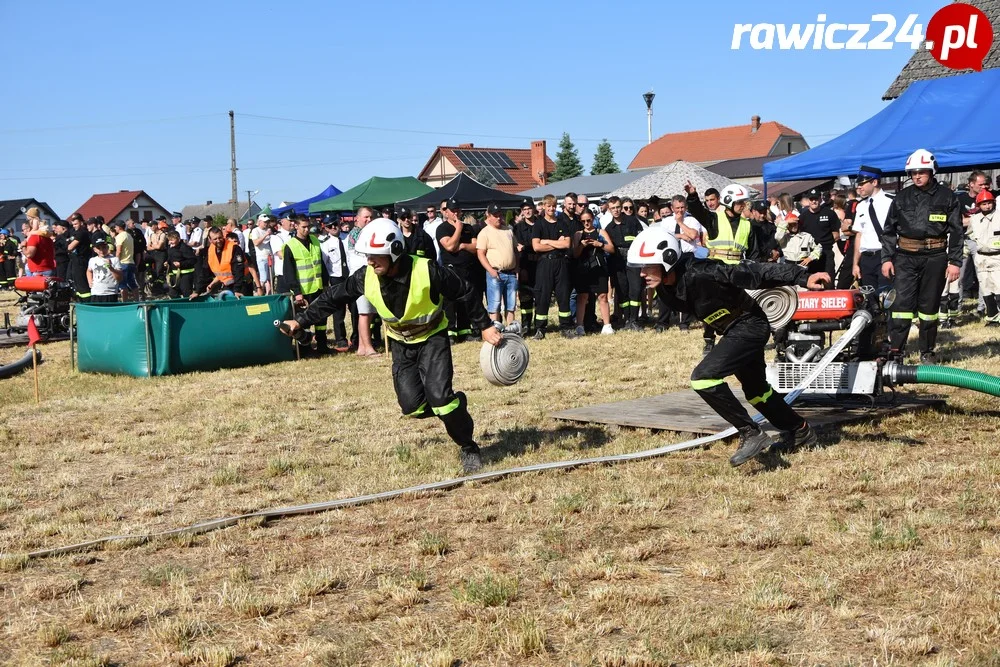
[776,422,817,452]
[730,425,773,467]
[460,444,483,474]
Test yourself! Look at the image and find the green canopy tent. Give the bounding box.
[308,176,433,213]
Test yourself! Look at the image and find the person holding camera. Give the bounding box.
[571,208,615,336]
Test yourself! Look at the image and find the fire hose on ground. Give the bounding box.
[18,309,1000,560]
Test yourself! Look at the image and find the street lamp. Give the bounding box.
[643,91,655,145]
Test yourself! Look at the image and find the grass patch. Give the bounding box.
[452,572,518,607]
[37,623,71,647]
[417,531,449,556]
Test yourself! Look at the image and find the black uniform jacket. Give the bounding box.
[686,193,763,261]
[166,242,197,271]
[296,255,492,338]
[880,180,963,267]
[655,255,810,334]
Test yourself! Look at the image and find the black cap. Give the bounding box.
[396,206,412,219]
[599,197,608,204]
[93,237,108,246]
[283,211,298,221]
[752,200,769,213]
[171,211,182,218]
[486,202,502,216]
[155,214,167,222]
[520,198,534,209]
[446,198,462,211]
[856,165,882,183]
[804,189,821,200]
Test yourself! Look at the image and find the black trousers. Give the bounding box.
[518,262,537,330]
[691,314,804,432]
[0,258,15,286]
[391,331,476,451]
[168,271,194,298]
[534,256,572,331]
[610,260,643,325]
[888,251,949,355]
[304,290,328,348]
[325,276,348,344]
[149,251,167,285]
[444,262,475,337]
[68,256,91,299]
[836,239,855,289]
[857,251,893,293]
[55,258,69,281]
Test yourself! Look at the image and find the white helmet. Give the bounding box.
[355,218,405,261]
[627,227,682,273]
[905,148,937,175]
[720,184,751,209]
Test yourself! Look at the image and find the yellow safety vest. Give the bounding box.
[364,257,448,344]
[285,235,323,295]
[706,209,752,264]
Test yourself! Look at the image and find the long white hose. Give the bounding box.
[24,311,872,560]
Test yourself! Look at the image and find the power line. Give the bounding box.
[0,113,220,134]
[238,112,650,143]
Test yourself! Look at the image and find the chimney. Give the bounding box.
[531,140,547,186]
[457,143,474,149]
[206,200,212,205]
[751,115,761,133]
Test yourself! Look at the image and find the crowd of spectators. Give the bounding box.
[2,169,997,349]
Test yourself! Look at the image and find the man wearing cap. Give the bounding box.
[52,220,72,281]
[796,189,839,275]
[111,220,138,301]
[282,217,329,353]
[436,199,481,342]
[280,218,503,474]
[250,214,274,294]
[270,213,295,292]
[881,149,962,363]
[318,216,350,351]
[172,212,187,242]
[477,203,520,331]
[850,166,895,292]
[397,206,436,260]
[147,218,169,294]
[513,198,539,333]
[86,238,123,303]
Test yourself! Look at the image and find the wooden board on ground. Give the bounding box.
[550,390,944,435]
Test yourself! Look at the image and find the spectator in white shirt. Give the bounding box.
[423,202,444,262]
[250,214,274,294]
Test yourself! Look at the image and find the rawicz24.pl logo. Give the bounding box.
[731,2,994,70]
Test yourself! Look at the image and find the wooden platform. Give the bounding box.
[551,390,944,435]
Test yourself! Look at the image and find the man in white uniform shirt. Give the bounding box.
[269,213,294,292]
[423,203,444,262]
[172,211,187,242]
[851,166,895,291]
[318,217,350,351]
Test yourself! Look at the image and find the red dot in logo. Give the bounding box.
[926,2,994,71]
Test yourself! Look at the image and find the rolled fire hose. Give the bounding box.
[19,309,879,560]
[480,332,530,386]
[748,286,798,330]
[0,349,42,380]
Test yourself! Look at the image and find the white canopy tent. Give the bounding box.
[609,160,760,201]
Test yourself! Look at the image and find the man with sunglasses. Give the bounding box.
[881,149,962,363]
[423,204,444,261]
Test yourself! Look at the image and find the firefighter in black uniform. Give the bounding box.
[881,149,962,363]
[165,230,197,297]
[0,230,18,289]
[281,219,503,474]
[603,196,644,330]
[513,199,539,334]
[628,226,831,465]
[435,199,481,342]
[52,220,71,281]
[66,213,92,299]
[531,194,575,338]
[797,189,840,275]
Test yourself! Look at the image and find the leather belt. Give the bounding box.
[860,250,880,256]
[898,236,946,252]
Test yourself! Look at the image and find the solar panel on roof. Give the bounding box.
[495,153,516,169]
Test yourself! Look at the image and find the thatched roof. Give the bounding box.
[883,0,1000,99]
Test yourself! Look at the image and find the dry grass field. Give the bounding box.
[2,290,1000,666]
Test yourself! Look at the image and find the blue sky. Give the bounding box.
[0,0,948,215]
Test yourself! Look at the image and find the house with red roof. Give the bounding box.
[628,116,808,173]
[73,190,171,225]
[418,141,555,194]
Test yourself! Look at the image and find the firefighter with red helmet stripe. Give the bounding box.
[881,149,963,363]
[628,226,831,466]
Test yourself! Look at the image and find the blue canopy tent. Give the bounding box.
[764,69,1000,184]
[271,185,342,218]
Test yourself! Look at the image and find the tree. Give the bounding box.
[550,132,584,183]
[591,139,621,175]
[467,166,499,187]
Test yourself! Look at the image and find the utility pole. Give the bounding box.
[643,91,655,145]
[229,110,238,220]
